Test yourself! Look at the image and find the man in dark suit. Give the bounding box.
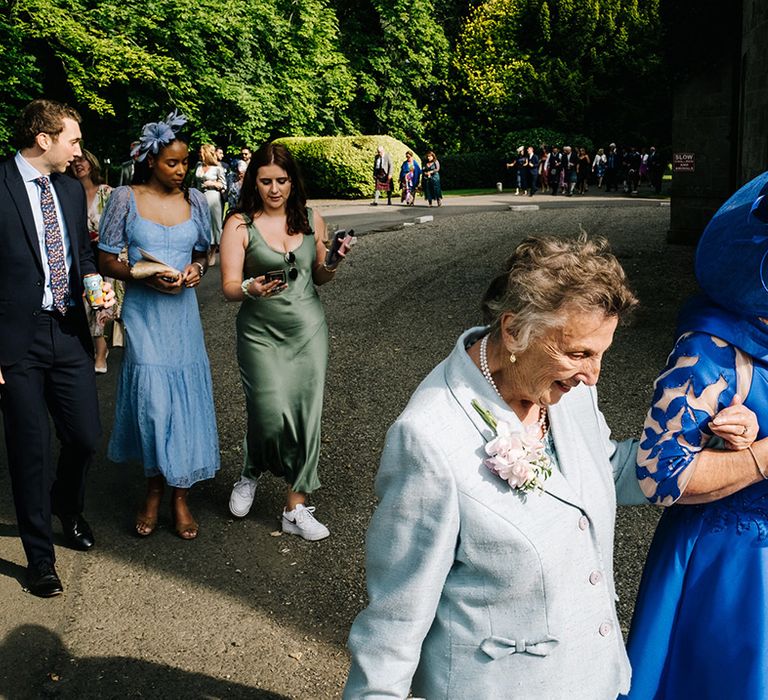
[0,99,114,597]
[547,146,562,196]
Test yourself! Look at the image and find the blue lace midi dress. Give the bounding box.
[624,300,768,699]
[98,187,220,487]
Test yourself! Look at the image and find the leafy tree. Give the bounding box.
[1,0,355,159]
[333,0,450,146]
[0,0,673,173]
[0,14,42,149]
[452,0,669,149]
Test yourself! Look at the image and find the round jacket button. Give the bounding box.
[599,622,612,637]
[589,570,602,585]
[578,515,589,530]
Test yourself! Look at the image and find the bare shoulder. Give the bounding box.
[311,209,326,241]
[222,212,249,243]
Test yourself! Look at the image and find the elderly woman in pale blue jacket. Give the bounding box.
[343,235,748,700]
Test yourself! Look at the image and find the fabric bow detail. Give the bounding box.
[480,635,559,660]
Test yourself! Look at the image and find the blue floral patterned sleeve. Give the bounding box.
[189,189,211,252]
[97,186,132,254]
[637,332,748,505]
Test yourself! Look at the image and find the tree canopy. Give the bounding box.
[0,0,670,160]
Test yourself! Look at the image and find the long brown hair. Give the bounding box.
[237,142,310,235]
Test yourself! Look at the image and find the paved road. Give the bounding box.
[0,192,688,699]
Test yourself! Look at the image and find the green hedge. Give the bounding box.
[274,135,419,199]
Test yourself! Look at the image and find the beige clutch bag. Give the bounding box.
[129,260,180,279]
[130,248,183,294]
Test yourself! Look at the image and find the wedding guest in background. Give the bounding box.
[624,172,768,699]
[371,144,393,206]
[525,145,539,196]
[422,150,442,207]
[605,143,620,192]
[221,142,351,540]
[539,144,550,193]
[194,143,226,266]
[344,234,745,698]
[593,147,607,188]
[69,149,116,373]
[624,146,641,195]
[547,145,562,195]
[577,147,591,195]
[506,146,526,195]
[237,146,252,170]
[647,146,664,195]
[215,145,231,210]
[562,145,578,196]
[399,150,421,206]
[0,99,115,596]
[215,146,230,175]
[98,111,219,541]
[226,159,248,211]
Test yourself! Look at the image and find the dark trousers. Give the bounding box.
[0,311,100,567]
[526,169,538,195]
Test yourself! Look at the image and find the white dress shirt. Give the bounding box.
[15,152,74,310]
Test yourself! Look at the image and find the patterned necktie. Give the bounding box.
[36,176,69,314]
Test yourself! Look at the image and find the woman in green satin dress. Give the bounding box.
[219,142,349,541]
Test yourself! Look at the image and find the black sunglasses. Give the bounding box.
[285,251,298,280]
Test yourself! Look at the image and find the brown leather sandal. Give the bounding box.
[174,517,199,540]
[135,480,164,537]
[135,512,158,537]
[171,492,198,540]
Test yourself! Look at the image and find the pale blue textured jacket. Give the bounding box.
[344,328,645,700]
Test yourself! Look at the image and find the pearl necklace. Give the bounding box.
[479,334,549,436]
[479,333,501,396]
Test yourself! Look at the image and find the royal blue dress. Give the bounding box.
[98,187,220,487]
[624,299,768,699]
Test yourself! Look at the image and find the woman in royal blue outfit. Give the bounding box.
[625,172,768,699]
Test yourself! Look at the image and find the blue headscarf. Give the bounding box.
[694,170,768,316]
[679,170,768,359]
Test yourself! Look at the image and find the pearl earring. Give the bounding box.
[509,353,516,364]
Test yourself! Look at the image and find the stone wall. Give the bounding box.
[738,0,768,182]
[668,0,768,244]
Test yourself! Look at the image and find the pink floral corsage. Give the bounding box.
[472,400,552,493]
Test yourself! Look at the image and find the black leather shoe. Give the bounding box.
[26,562,63,597]
[58,514,95,551]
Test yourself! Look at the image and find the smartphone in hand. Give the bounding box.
[326,228,355,268]
[264,270,287,284]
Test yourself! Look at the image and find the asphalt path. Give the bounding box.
[0,191,691,699]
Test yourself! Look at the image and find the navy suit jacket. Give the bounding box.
[0,158,96,365]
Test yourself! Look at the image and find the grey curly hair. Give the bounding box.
[481,234,638,354]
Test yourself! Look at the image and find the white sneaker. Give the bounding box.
[281,504,329,541]
[229,476,258,517]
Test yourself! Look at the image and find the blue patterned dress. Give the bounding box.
[98,187,220,487]
[624,298,768,699]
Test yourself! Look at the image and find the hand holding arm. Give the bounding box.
[637,333,765,505]
[709,394,758,449]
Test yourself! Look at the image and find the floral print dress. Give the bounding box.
[625,322,768,699]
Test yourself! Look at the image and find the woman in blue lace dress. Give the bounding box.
[98,112,219,540]
[624,171,768,699]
